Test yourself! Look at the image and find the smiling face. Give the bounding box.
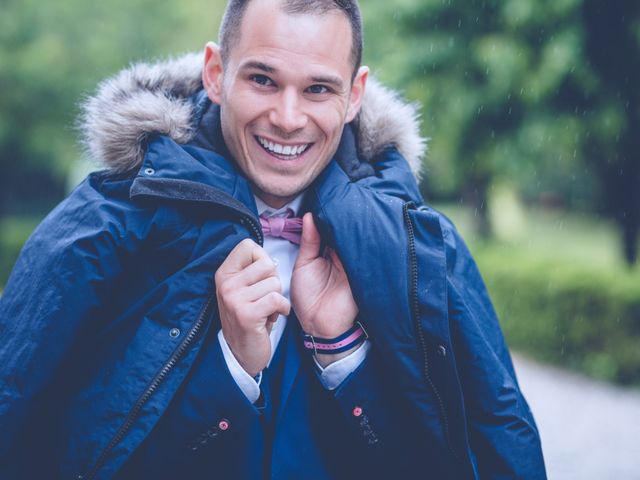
[203,0,368,208]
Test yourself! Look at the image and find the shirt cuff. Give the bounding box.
[218,329,262,403]
[313,340,371,390]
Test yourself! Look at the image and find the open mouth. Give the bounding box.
[256,136,313,160]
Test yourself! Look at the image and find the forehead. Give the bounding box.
[230,0,353,80]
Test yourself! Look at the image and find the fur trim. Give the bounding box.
[357,77,426,178]
[80,52,426,177]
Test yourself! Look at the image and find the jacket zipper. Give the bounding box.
[402,202,454,456]
[239,213,264,246]
[84,213,263,479]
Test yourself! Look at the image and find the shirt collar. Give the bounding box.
[254,192,305,218]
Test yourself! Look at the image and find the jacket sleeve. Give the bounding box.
[0,179,130,463]
[441,219,546,478]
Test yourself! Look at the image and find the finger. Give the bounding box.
[235,256,278,286]
[297,212,322,265]
[253,291,291,319]
[266,311,281,335]
[243,276,282,302]
[219,239,269,274]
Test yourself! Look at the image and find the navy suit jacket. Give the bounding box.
[117,315,424,479]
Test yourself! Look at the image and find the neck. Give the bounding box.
[253,190,297,210]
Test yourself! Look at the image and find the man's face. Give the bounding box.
[203,0,368,208]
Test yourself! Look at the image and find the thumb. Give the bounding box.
[296,212,321,265]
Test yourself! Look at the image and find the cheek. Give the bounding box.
[225,85,267,123]
[314,103,349,137]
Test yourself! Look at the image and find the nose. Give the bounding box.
[269,87,307,134]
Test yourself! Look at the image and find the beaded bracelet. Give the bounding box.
[302,321,368,355]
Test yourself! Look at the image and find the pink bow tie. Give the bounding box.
[259,211,303,245]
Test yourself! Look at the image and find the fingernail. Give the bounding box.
[271,256,279,266]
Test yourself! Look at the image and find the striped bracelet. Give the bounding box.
[302,321,368,355]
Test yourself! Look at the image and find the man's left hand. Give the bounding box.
[291,213,359,367]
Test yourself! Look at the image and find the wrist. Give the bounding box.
[301,318,356,339]
[223,332,269,378]
[314,344,361,368]
[302,321,368,362]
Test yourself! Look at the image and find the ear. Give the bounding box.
[345,66,369,123]
[203,41,224,104]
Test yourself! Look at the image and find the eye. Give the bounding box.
[306,84,330,94]
[250,74,274,87]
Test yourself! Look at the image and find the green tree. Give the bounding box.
[373,0,638,264]
[0,0,224,215]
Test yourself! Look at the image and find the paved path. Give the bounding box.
[513,355,640,479]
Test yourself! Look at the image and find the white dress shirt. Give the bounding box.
[218,193,370,403]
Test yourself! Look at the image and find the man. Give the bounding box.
[0,0,546,478]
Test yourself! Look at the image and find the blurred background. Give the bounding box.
[1,0,639,476]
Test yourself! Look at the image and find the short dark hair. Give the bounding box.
[218,0,363,78]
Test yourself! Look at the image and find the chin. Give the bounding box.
[255,179,307,206]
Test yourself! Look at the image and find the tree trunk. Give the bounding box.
[465,175,491,239]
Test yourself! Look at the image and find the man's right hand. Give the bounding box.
[215,239,290,377]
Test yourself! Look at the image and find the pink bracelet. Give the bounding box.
[302,321,368,355]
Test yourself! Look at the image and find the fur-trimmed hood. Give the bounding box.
[80,52,426,177]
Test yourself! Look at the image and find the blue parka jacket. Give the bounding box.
[0,53,545,479]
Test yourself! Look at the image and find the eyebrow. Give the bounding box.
[239,60,345,91]
[239,60,276,73]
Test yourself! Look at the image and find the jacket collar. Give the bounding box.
[129,94,257,216]
[127,94,375,214]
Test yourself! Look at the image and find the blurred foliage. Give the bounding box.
[361,0,640,263]
[440,200,640,385]
[476,245,640,385]
[0,216,40,288]
[0,0,226,215]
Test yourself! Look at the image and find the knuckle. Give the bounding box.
[260,258,277,278]
[217,280,233,297]
[258,257,273,269]
[270,276,282,293]
[267,291,283,306]
[230,238,254,259]
[239,238,256,248]
[214,265,225,281]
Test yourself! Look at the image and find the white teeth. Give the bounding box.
[258,137,309,157]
